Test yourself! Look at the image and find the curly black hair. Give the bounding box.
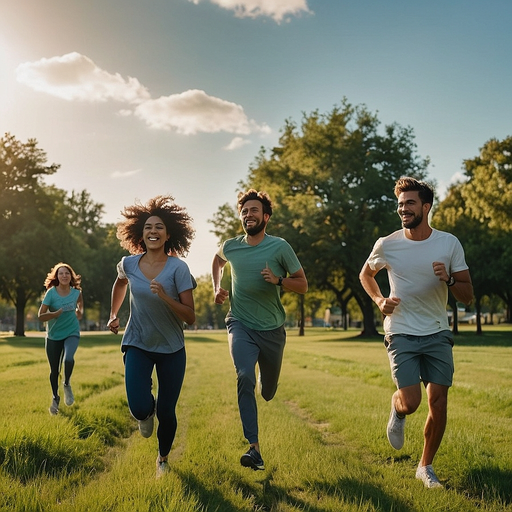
[116,195,195,256]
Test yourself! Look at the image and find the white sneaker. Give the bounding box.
[156,457,170,478]
[49,397,60,415]
[63,384,74,406]
[416,464,443,488]
[138,405,155,438]
[387,399,405,450]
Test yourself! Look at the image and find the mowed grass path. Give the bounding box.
[0,327,511,511]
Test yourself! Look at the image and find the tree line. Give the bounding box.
[2,101,511,336]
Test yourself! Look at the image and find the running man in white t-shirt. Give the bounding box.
[360,177,473,488]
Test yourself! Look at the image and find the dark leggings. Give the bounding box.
[123,346,186,458]
[46,336,80,399]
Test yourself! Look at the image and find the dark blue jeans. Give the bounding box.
[123,346,186,457]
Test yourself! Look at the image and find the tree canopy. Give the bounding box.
[211,101,430,334]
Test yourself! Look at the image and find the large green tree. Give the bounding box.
[0,134,63,335]
[212,102,429,335]
[0,134,114,335]
[433,136,512,326]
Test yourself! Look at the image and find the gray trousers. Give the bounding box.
[226,317,286,444]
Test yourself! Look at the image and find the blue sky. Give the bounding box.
[1,0,511,277]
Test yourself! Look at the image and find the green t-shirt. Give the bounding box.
[42,287,81,341]
[219,234,302,330]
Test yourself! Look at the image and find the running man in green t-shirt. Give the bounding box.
[212,189,308,471]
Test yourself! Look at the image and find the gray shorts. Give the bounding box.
[384,330,454,389]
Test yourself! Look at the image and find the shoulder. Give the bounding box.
[168,256,190,271]
[374,229,403,247]
[121,254,141,270]
[222,235,246,251]
[431,228,458,241]
[263,234,291,247]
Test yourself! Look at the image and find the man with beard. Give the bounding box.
[359,177,473,488]
[212,189,307,470]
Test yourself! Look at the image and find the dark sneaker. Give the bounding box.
[416,464,443,488]
[240,447,265,471]
[49,397,60,415]
[387,399,405,450]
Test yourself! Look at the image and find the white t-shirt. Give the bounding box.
[366,228,468,336]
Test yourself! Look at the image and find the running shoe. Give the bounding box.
[63,383,74,406]
[416,464,443,488]
[387,399,406,450]
[138,403,156,438]
[240,447,265,471]
[156,457,170,478]
[49,397,60,415]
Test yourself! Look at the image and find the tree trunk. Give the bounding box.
[14,295,27,337]
[359,297,380,336]
[475,295,483,335]
[448,295,459,335]
[298,294,305,336]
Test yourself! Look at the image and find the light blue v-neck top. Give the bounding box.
[117,254,194,353]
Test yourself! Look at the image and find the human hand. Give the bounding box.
[378,297,401,316]
[107,317,120,334]
[432,261,449,282]
[150,279,164,296]
[214,287,229,305]
[261,262,278,285]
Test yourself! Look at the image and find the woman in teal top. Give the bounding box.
[38,262,84,415]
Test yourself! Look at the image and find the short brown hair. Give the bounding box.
[237,189,273,217]
[394,177,434,205]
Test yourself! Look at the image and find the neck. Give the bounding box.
[143,248,168,263]
[404,224,432,241]
[245,231,266,246]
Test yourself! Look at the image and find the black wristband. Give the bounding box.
[446,276,456,287]
[277,276,284,286]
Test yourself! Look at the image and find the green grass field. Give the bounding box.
[0,326,511,511]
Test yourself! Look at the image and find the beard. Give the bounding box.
[244,218,266,236]
[401,211,423,229]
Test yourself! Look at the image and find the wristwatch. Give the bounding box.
[277,276,284,286]
[446,276,456,287]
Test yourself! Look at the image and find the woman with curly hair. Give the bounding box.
[107,195,195,478]
[38,263,84,415]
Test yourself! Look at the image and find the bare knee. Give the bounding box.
[395,386,422,415]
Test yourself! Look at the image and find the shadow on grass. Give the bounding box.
[2,334,122,349]
[463,466,512,506]
[2,332,225,349]
[317,329,512,348]
[176,467,415,512]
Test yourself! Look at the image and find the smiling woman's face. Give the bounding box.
[143,216,169,249]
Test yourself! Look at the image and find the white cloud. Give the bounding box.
[16,52,150,103]
[134,89,271,135]
[223,136,251,150]
[16,52,270,137]
[188,0,311,23]
[111,169,142,178]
